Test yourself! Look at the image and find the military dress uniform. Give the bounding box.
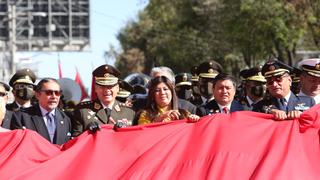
[252,60,315,113]
[6,68,36,111]
[72,99,135,137]
[238,67,266,110]
[71,64,135,137]
[297,58,320,104]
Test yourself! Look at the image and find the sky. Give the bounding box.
[16,1,148,94]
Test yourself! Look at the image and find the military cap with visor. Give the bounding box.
[175,73,192,87]
[117,80,133,98]
[240,66,266,83]
[190,66,199,82]
[9,68,36,87]
[298,58,320,78]
[261,59,293,78]
[92,64,120,86]
[197,61,223,79]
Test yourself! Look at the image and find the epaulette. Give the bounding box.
[118,102,133,108]
[76,101,92,108]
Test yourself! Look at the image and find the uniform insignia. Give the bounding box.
[115,104,121,112]
[316,63,320,70]
[25,76,31,80]
[208,69,214,73]
[87,115,91,119]
[269,65,275,71]
[294,103,309,111]
[94,103,101,110]
[88,110,95,116]
[104,73,110,77]
[60,121,64,124]
[94,117,98,120]
[182,74,188,82]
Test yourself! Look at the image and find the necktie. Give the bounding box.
[46,113,56,143]
[105,108,111,121]
[278,98,287,111]
[222,107,229,114]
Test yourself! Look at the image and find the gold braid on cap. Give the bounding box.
[264,68,289,78]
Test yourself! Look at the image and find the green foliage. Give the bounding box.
[108,0,320,77]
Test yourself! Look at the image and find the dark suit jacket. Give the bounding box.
[1,111,13,129]
[178,98,197,114]
[196,99,244,116]
[6,102,20,111]
[10,105,72,145]
[253,92,315,113]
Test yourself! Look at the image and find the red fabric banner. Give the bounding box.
[1,106,320,179]
[75,68,89,101]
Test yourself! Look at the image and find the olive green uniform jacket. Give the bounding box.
[72,99,135,137]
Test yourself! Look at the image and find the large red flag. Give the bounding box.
[90,76,97,100]
[75,68,89,101]
[1,106,320,179]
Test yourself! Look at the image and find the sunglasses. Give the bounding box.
[40,90,62,96]
[266,74,289,85]
[0,92,7,97]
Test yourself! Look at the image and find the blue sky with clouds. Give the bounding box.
[16,1,148,94]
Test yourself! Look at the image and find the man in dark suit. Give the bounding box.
[72,64,135,137]
[197,73,244,116]
[11,78,72,145]
[0,82,11,130]
[253,59,315,120]
[6,68,36,111]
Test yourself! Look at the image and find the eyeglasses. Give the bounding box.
[266,74,289,85]
[40,90,62,96]
[0,92,7,97]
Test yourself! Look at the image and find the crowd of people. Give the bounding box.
[0,57,320,145]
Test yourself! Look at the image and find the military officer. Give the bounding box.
[175,73,193,101]
[0,82,11,129]
[297,58,320,104]
[6,68,36,111]
[116,80,133,104]
[253,59,315,120]
[197,61,223,103]
[239,66,266,110]
[72,64,135,137]
[189,65,205,106]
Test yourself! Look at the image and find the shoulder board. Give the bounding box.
[118,102,132,108]
[76,101,93,108]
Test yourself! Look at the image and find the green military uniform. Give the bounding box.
[71,64,135,137]
[72,99,135,137]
